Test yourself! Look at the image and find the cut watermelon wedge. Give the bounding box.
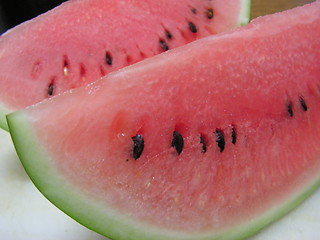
[7,1,320,240]
[0,0,250,131]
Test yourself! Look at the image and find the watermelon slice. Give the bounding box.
[0,0,250,131]
[7,1,320,240]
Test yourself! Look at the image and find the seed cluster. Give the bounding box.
[157,7,215,52]
[287,95,308,117]
[130,90,313,161]
[131,126,237,160]
[130,91,312,161]
[43,6,215,97]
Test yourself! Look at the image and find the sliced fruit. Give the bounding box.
[7,1,320,240]
[0,0,250,131]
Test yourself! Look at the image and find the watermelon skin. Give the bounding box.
[0,0,250,131]
[7,1,320,240]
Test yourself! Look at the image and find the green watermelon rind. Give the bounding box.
[0,103,10,131]
[239,0,251,25]
[7,110,320,240]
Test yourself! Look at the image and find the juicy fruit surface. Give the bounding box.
[7,1,320,240]
[0,0,249,131]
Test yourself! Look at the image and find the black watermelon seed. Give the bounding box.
[47,81,54,97]
[165,30,173,39]
[159,39,169,51]
[63,55,69,66]
[188,22,197,33]
[231,126,237,144]
[200,135,207,153]
[105,51,113,65]
[287,102,294,117]
[215,129,225,152]
[191,7,197,14]
[207,8,214,19]
[172,131,184,155]
[299,96,308,111]
[132,134,144,160]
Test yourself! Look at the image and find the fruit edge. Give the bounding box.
[6,111,155,240]
[7,111,226,240]
[239,0,251,25]
[7,109,320,240]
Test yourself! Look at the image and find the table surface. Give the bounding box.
[250,0,315,18]
[0,1,319,240]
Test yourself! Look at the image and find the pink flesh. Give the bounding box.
[18,1,320,233]
[0,0,243,110]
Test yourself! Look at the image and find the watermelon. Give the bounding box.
[7,1,320,240]
[0,0,250,131]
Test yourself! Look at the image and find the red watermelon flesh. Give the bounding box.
[0,0,250,131]
[7,1,320,240]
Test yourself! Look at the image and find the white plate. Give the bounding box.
[0,129,319,240]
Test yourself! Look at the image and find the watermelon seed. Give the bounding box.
[139,50,146,58]
[287,102,294,117]
[99,65,106,77]
[63,66,69,76]
[132,134,144,160]
[126,55,133,64]
[31,60,42,79]
[206,8,214,19]
[105,51,113,65]
[47,79,55,97]
[299,96,308,111]
[191,8,197,14]
[63,55,70,76]
[215,129,225,152]
[188,22,198,33]
[172,131,184,155]
[80,63,86,81]
[231,126,237,144]
[200,135,207,153]
[165,30,173,39]
[159,39,169,51]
